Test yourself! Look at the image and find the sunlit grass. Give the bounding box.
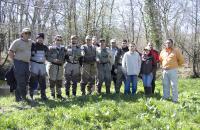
[0,78,200,129]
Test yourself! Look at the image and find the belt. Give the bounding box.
[67,61,79,64]
[51,62,63,66]
[31,60,45,64]
[100,62,109,65]
[83,62,95,65]
[118,63,122,66]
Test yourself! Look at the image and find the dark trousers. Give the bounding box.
[111,65,117,88]
[29,74,46,98]
[152,70,156,93]
[13,59,30,101]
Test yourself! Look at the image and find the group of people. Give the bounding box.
[8,28,184,103]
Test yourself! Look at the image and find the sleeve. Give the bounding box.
[46,47,54,63]
[9,40,18,52]
[96,49,100,62]
[152,55,157,72]
[159,51,163,63]
[44,45,49,56]
[138,53,142,74]
[80,45,85,56]
[114,49,121,68]
[153,50,160,63]
[122,53,127,74]
[176,48,184,66]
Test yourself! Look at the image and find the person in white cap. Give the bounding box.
[80,35,97,95]
[8,28,33,102]
[109,39,119,91]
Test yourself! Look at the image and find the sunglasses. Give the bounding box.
[24,32,31,35]
[56,39,62,41]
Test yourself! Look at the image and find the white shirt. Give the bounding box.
[122,51,141,75]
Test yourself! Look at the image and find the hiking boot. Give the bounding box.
[57,95,64,100]
[51,93,55,99]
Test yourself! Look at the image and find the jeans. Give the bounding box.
[125,75,138,95]
[142,73,153,87]
[13,59,30,101]
[162,69,178,102]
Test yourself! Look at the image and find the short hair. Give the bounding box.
[167,39,173,44]
[122,39,127,43]
[129,43,135,46]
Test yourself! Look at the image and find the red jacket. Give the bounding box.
[149,49,159,63]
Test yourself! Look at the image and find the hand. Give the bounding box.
[114,69,117,74]
[69,56,73,61]
[96,58,100,63]
[54,59,62,64]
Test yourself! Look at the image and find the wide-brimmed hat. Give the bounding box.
[71,35,78,39]
[21,28,31,34]
[85,35,92,40]
[110,39,116,43]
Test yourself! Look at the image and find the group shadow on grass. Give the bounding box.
[9,90,162,109]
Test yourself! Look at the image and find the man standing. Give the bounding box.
[29,33,48,100]
[64,35,82,97]
[114,39,129,93]
[96,39,112,94]
[122,43,141,95]
[47,35,66,99]
[109,39,118,88]
[80,35,96,95]
[91,36,99,92]
[8,28,32,102]
[159,39,184,103]
[147,42,159,94]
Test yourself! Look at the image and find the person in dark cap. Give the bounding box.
[29,33,49,100]
[8,28,32,102]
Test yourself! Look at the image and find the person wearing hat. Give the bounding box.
[96,38,112,94]
[64,35,82,97]
[109,39,119,92]
[159,39,184,103]
[8,28,33,102]
[90,36,99,92]
[140,46,156,96]
[46,35,66,99]
[122,43,141,95]
[29,33,49,100]
[80,35,97,95]
[114,39,129,93]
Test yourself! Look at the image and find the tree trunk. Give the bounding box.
[130,0,134,42]
[144,0,162,50]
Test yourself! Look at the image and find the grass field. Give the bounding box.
[0,78,200,130]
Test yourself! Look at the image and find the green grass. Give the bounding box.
[0,79,200,130]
